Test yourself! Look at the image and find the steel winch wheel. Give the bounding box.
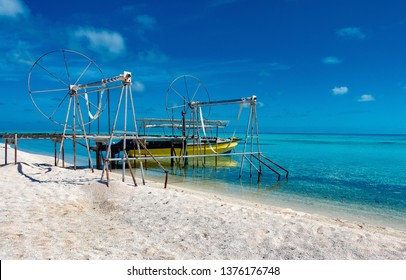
[166,75,211,128]
[28,49,107,127]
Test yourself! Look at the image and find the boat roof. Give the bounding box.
[138,118,230,129]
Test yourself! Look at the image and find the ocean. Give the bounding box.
[12,133,406,231]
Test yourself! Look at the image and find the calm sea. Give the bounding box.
[13,133,406,231]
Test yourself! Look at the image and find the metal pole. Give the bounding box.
[97,91,100,135]
[250,105,254,177]
[57,96,72,167]
[193,108,196,167]
[215,126,218,168]
[239,102,253,178]
[104,159,110,186]
[122,84,128,182]
[73,132,77,170]
[128,83,146,185]
[73,94,77,170]
[108,89,111,134]
[182,102,188,167]
[253,102,262,176]
[88,102,91,169]
[101,85,124,180]
[107,86,125,157]
[76,94,95,172]
[172,108,174,136]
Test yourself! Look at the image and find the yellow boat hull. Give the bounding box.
[129,139,239,158]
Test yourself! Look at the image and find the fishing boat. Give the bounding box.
[128,136,241,158]
[132,118,241,158]
[91,117,240,160]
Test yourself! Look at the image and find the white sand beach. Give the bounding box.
[0,142,405,260]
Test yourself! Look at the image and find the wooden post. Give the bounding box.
[203,142,206,165]
[164,171,168,189]
[170,141,174,167]
[52,138,56,166]
[4,139,8,165]
[14,134,17,165]
[62,144,65,168]
[104,159,110,187]
[183,139,188,167]
[96,142,102,170]
[124,151,137,187]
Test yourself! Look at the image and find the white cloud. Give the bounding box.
[6,47,34,66]
[0,0,29,18]
[136,14,156,30]
[71,27,126,56]
[322,56,342,64]
[138,49,168,63]
[358,94,375,102]
[337,27,366,39]
[332,86,349,95]
[0,42,34,80]
[132,81,145,92]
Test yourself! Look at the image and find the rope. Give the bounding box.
[233,103,244,139]
[199,107,218,154]
[84,87,104,119]
[196,102,244,154]
[220,102,244,150]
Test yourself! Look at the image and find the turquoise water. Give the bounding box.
[12,133,406,231]
[261,134,406,230]
[140,133,406,231]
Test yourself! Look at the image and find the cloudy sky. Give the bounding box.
[1,0,406,134]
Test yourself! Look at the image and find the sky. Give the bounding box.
[1,0,406,134]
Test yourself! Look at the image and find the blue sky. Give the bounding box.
[1,0,406,134]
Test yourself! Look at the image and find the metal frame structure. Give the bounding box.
[98,72,169,187]
[134,94,289,182]
[100,72,142,184]
[56,72,128,171]
[189,95,288,181]
[26,51,287,187]
[28,50,110,171]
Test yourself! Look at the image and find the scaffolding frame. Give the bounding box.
[99,72,169,187]
[189,95,288,181]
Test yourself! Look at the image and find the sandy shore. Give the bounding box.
[0,143,405,260]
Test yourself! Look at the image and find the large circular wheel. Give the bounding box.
[166,75,210,122]
[28,50,106,127]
